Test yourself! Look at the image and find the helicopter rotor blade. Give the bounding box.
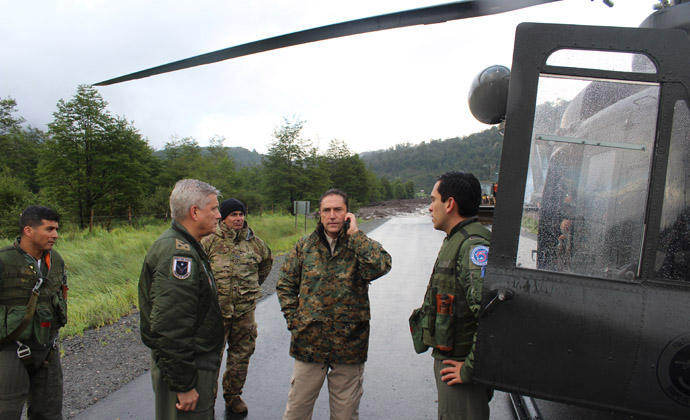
[94,0,561,86]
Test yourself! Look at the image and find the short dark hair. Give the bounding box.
[319,188,349,211]
[436,171,481,217]
[19,205,60,231]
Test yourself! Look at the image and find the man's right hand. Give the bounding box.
[176,388,199,411]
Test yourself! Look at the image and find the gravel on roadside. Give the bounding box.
[60,216,393,418]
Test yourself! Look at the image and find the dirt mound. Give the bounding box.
[356,198,428,220]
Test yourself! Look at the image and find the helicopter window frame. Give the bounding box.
[654,98,690,283]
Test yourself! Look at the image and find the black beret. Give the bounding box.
[220,198,246,220]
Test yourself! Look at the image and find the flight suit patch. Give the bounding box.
[172,257,192,279]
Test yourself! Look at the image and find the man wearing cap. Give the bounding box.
[202,198,272,415]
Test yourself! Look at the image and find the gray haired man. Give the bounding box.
[138,179,225,419]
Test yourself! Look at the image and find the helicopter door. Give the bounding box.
[474,23,690,420]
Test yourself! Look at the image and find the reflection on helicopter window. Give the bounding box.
[516,75,659,280]
[545,49,656,74]
[656,100,690,282]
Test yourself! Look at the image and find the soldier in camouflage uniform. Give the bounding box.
[201,198,272,415]
[276,188,391,420]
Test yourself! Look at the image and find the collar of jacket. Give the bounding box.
[447,216,479,239]
[13,236,50,271]
[315,221,347,253]
[171,220,207,256]
[218,220,253,242]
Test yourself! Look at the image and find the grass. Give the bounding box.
[54,224,165,337]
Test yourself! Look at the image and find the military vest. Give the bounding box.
[420,220,490,358]
[0,243,67,350]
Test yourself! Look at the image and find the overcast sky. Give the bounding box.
[0,0,657,154]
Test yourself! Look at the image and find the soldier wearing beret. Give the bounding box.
[202,198,272,415]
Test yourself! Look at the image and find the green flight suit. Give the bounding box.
[0,239,67,420]
[415,217,492,420]
[139,220,225,420]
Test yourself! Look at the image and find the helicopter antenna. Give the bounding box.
[94,0,561,86]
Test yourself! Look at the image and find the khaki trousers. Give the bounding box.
[283,360,365,420]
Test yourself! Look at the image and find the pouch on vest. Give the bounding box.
[408,307,429,354]
[33,305,53,346]
[53,292,67,328]
[434,293,455,352]
[0,305,6,338]
[6,305,34,342]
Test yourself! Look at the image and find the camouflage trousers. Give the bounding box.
[222,308,258,402]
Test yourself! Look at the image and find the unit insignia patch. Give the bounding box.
[172,256,192,279]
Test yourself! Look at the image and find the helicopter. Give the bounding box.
[95,1,690,419]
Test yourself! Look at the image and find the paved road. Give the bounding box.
[74,215,521,419]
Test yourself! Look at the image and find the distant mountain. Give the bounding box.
[360,127,503,194]
[154,146,264,167]
[222,146,263,167]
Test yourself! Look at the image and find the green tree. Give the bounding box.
[262,117,328,210]
[156,136,204,187]
[0,168,35,238]
[39,85,154,228]
[199,135,237,197]
[325,139,372,206]
[0,97,46,192]
[0,97,25,132]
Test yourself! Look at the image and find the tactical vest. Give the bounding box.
[0,244,67,350]
[419,220,490,358]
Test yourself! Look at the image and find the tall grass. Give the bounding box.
[249,213,318,252]
[1,214,322,337]
[54,223,168,337]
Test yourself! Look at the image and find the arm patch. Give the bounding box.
[470,245,489,268]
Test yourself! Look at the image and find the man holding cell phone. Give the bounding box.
[276,188,392,420]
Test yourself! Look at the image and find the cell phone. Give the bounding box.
[343,217,351,232]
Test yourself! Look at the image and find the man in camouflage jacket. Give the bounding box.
[276,189,391,420]
[201,198,272,415]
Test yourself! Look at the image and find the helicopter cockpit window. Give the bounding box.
[516,73,659,280]
[546,49,656,74]
[656,100,690,282]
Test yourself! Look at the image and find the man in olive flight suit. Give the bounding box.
[0,205,68,420]
[411,171,492,420]
[277,188,392,420]
[202,198,273,414]
[139,179,225,420]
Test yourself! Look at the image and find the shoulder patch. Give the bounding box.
[175,239,191,251]
[172,256,192,279]
[470,245,489,267]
